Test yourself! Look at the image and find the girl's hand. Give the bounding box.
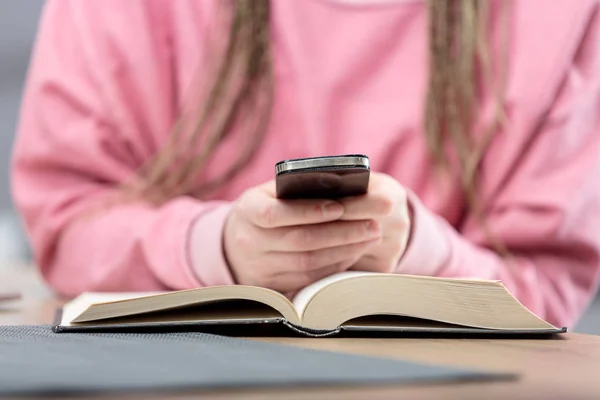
[339,172,412,273]
[222,182,382,293]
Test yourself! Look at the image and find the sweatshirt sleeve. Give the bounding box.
[11,0,235,297]
[396,8,600,329]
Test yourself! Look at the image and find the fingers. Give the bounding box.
[337,172,407,220]
[339,190,407,221]
[240,184,345,228]
[255,245,370,293]
[228,175,411,293]
[272,251,368,293]
[269,239,379,273]
[242,174,408,227]
[266,220,381,252]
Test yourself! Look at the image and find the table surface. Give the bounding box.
[2,265,600,399]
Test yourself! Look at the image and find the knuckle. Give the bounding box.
[233,229,253,251]
[355,220,379,240]
[234,195,250,218]
[358,222,372,238]
[376,194,395,215]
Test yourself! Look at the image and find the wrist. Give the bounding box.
[221,205,240,284]
[187,203,237,286]
[397,196,416,260]
[395,191,451,276]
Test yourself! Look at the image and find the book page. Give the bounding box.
[292,271,377,318]
[69,286,301,325]
[61,292,165,326]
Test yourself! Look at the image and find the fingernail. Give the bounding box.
[322,202,344,218]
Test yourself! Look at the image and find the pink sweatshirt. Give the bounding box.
[11,0,600,328]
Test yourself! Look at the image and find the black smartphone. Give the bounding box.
[275,154,370,199]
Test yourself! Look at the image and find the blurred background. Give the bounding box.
[0,1,42,263]
[1,1,599,334]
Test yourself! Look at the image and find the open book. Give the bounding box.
[53,272,566,337]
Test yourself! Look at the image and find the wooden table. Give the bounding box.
[2,265,600,399]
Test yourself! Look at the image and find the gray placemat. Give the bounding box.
[0,325,514,396]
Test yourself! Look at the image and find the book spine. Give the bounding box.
[282,321,341,337]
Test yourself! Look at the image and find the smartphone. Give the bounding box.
[275,154,370,199]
